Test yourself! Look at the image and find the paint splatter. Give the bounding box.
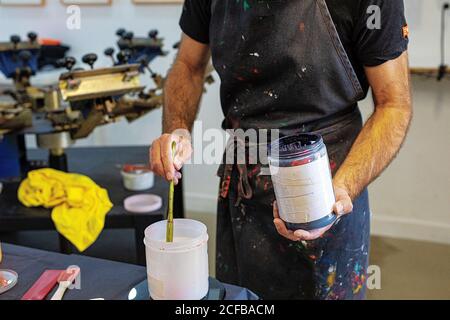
[236,0,251,11]
[299,22,305,32]
[264,89,278,99]
[327,288,346,300]
[330,159,337,172]
[327,264,337,287]
[351,262,366,295]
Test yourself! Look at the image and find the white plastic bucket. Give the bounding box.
[144,219,209,300]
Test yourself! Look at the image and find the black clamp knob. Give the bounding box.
[82,53,98,69]
[104,47,116,64]
[116,28,127,39]
[10,35,21,48]
[149,29,159,39]
[123,31,134,41]
[27,32,38,43]
[104,47,115,57]
[64,56,77,71]
[117,49,132,64]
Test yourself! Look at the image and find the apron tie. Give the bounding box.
[235,163,253,207]
[219,138,255,206]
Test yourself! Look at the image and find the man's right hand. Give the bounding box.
[150,130,193,185]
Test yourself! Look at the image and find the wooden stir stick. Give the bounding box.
[166,141,177,243]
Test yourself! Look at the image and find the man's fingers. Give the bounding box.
[173,136,184,170]
[294,229,322,241]
[273,201,279,219]
[273,202,302,241]
[172,136,193,171]
[161,135,176,181]
[333,198,353,216]
[150,140,164,177]
[293,229,314,241]
[172,171,182,185]
[342,197,353,213]
[334,187,354,215]
[274,218,300,241]
[333,201,345,216]
[150,133,193,182]
[173,157,183,171]
[294,225,332,240]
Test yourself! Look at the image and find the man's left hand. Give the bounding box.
[273,185,353,241]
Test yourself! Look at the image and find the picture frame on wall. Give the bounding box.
[132,0,184,4]
[60,0,111,5]
[0,0,44,6]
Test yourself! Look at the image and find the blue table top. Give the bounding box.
[0,243,258,300]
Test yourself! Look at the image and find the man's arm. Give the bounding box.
[333,51,413,200]
[163,33,211,133]
[273,52,412,241]
[150,34,210,183]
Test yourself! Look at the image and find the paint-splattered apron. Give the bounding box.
[211,0,371,299]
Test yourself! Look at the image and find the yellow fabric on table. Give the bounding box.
[18,168,113,252]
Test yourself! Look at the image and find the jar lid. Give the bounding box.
[122,164,152,175]
[269,133,325,162]
[124,194,162,214]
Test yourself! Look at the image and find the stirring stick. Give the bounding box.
[166,141,177,243]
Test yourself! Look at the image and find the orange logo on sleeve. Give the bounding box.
[402,25,409,39]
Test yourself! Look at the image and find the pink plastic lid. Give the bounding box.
[124,194,163,214]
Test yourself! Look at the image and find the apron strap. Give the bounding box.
[316,0,364,98]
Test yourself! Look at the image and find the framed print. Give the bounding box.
[0,0,44,6]
[61,0,111,5]
[132,0,183,4]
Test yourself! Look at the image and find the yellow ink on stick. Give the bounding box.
[166,141,177,243]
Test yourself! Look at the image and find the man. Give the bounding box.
[150,0,412,299]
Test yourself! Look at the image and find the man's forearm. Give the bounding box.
[163,58,206,134]
[334,104,412,200]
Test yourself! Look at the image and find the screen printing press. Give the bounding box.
[0,30,214,261]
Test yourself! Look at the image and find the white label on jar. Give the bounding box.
[270,155,335,224]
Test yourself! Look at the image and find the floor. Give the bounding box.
[1,211,449,300]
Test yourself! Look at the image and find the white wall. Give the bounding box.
[1,0,449,244]
[407,0,450,67]
[0,0,188,147]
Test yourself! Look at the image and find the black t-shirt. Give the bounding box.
[180,0,409,94]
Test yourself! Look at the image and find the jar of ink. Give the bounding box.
[268,133,336,231]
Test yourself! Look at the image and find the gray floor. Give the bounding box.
[1,211,449,300]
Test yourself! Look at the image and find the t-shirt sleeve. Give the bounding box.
[353,0,409,67]
[179,0,212,44]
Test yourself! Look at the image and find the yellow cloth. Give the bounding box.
[18,168,113,252]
